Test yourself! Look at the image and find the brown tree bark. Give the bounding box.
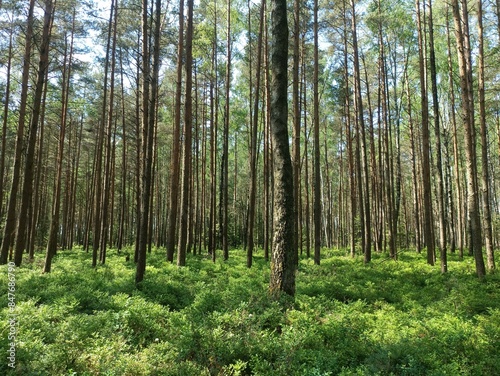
[17,0,54,267]
[352,0,371,263]
[177,0,194,267]
[247,0,266,268]
[452,0,486,278]
[292,0,301,261]
[428,0,447,272]
[166,0,184,262]
[477,0,495,271]
[100,0,119,264]
[0,0,35,264]
[416,0,435,265]
[0,25,13,221]
[268,0,295,298]
[312,0,321,266]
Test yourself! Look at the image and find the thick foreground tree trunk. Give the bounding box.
[268,0,295,299]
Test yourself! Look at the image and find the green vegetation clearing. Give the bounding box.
[1,249,499,375]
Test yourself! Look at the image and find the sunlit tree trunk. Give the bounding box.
[428,0,447,272]
[177,0,194,266]
[477,0,495,271]
[247,0,266,268]
[166,0,184,262]
[452,0,486,278]
[18,0,54,268]
[416,0,435,265]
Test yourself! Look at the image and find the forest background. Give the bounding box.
[1,0,500,374]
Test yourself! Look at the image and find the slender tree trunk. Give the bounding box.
[428,0,447,272]
[177,0,194,267]
[312,0,321,265]
[93,0,116,267]
[0,27,13,220]
[0,0,35,264]
[452,0,486,278]
[166,0,184,262]
[100,0,118,264]
[137,0,161,281]
[117,48,128,252]
[416,0,435,265]
[219,0,231,261]
[44,2,73,273]
[477,0,495,271]
[28,76,49,259]
[352,0,371,263]
[292,0,301,261]
[17,0,54,267]
[247,0,266,268]
[446,4,464,258]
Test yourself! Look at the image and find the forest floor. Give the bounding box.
[1,247,500,375]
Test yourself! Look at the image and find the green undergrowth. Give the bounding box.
[1,247,499,375]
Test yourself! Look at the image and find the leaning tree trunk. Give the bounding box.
[18,0,54,267]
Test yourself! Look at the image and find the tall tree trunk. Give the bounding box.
[166,0,184,262]
[137,0,161,281]
[446,4,464,258]
[93,0,116,267]
[477,0,495,271]
[177,0,194,267]
[452,0,486,278]
[416,0,435,265]
[268,0,295,298]
[247,0,266,268]
[352,0,371,263]
[312,0,321,266]
[0,27,13,220]
[292,0,301,261]
[428,0,447,272]
[0,0,35,264]
[28,76,49,259]
[219,0,231,261]
[100,0,119,264]
[44,2,72,273]
[117,48,128,252]
[17,0,54,267]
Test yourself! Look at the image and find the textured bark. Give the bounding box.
[477,0,495,271]
[247,0,265,268]
[166,0,184,262]
[313,0,321,265]
[18,0,54,267]
[428,0,447,272]
[0,0,35,264]
[416,0,435,265]
[177,0,194,267]
[292,0,300,261]
[137,0,161,282]
[352,0,371,263]
[268,0,295,298]
[452,0,486,278]
[100,0,119,264]
[0,27,13,221]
